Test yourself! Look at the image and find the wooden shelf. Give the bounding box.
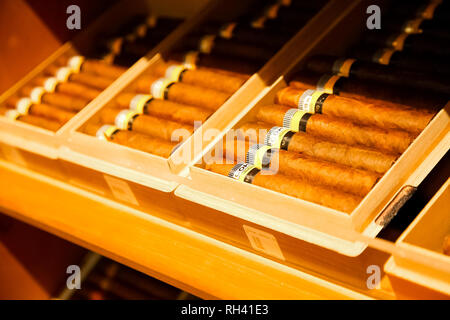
[0,160,371,299]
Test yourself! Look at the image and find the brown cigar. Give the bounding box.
[256,104,415,154]
[33,77,101,100]
[99,108,194,141]
[289,71,447,111]
[444,235,450,256]
[276,86,434,133]
[238,122,396,174]
[207,163,362,213]
[20,86,88,112]
[1,106,62,131]
[84,123,177,158]
[151,63,246,94]
[79,60,126,79]
[113,93,212,124]
[135,75,230,110]
[69,72,115,90]
[222,138,380,196]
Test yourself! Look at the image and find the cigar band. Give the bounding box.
[316,74,341,94]
[246,144,275,169]
[265,4,281,19]
[106,37,124,54]
[96,125,119,141]
[165,65,188,82]
[30,87,46,104]
[419,0,442,19]
[219,22,237,39]
[283,109,312,132]
[387,33,409,51]
[402,18,424,34]
[297,89,328,113]
[68,55,85,73]
[373,48,396,65]
[16,98,33,115]
[199,35,216,54]
[331,58,356,77]
[251,15,267,29]
[134,23,148,38]
[183,51,199,69]
[129,94,153,113]
[228,163,260,183]
[43,77,60,92]
[56,67,74,82]
[150,78,174,99]
[264,126,295,150]
[115,110,140,130]
[125,32,138,43]
[5,109,21,120]
[146,15,158,28]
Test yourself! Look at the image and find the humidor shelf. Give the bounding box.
[0,159,374,300]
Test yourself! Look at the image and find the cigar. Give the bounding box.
[306,55,450,95]
[33,77,101,100]
[99,108,194,141]
[113,93,212,124]
[86,272,149,300]
[1,106,62,131]
[168,51,259,76]
[55,56,126,80]
[84,123,177,158]
[135,75,230,110]
[207,163,362,213]
[289,71,447,110]
[275,86,434,133]
[151,63,246,94]
[5,97,76,123]
[256,104,415,154]
[352,47,450,75]
[222,138,380,196]
[20,86,88,111]
[68,72,115,90]
[444,235,450,256]
[238,122,397,174]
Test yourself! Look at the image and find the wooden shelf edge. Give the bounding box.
[0,160,371,300]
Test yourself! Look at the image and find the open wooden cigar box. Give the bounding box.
[175,0,450,259]
[58,0,351,219]
[0,0,210,181]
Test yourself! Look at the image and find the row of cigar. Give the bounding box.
[70,258,197,300]
[82,0,326,156]
[0,14,182,131]
[205,0,449,214]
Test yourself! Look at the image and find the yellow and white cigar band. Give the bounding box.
[56,66,75,82]
[68,55,85,73]
[219,22,237,39]
[264,126,295,150]
[150,78,175,100]
[297,89,329,113]
[373,48,396,65]
[96,124,119,141]
[316,74,341,94]
[43,77,60,92]
[419,0,442,19]
[246,144,276,169]
[228,163,260,184]
[387,33,409,51]
[402,18,424,34]
[115,109,140,130]
[183,51,199,69]
[30,87,46,104]
[129,94,153,113]
[332,58,356,77]
[165,65,188,82]
[283,109,312,132]
[5,109,21,120]
[265,3,281,19]
[198,35,216,54]
[16,98,33,115]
